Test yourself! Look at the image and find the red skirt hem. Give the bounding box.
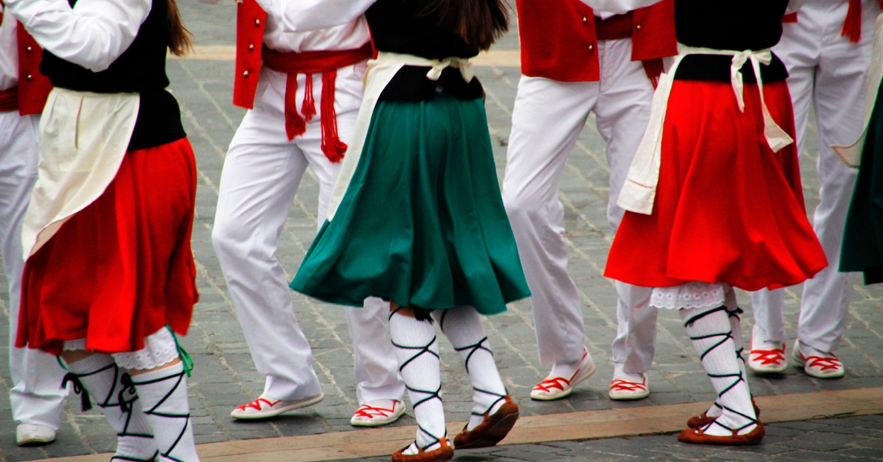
[605,80,827,291]
[17,138,199,355]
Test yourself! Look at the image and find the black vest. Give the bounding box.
[366,0,484,101]
[40,0,185,150]
[673,0,790,83]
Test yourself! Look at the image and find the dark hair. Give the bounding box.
[424,0,509,50]
[167,0,193,56]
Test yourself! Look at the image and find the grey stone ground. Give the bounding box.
[2,2,883,461]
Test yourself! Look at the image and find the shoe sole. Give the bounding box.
[350,408,406,427]
[16,436,55,446]
[530,363,596,401]
[455,404,520,449]
[231,393,325,420]
[609,388,650,401]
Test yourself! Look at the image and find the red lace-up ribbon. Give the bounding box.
[610,378,647,393]
[262,42,373,163]
[803,354,842,372]
[750,347,786,366]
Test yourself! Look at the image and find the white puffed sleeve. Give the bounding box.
[4,0,151,72]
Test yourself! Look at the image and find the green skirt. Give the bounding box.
[290,94,530,315]
[841,79,883,284]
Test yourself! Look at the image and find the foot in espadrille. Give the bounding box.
[391,437,454,462]
[454,395,519,449]
[230,393,325,420]
[351,399,405,427]
[530,348,595,401]
[687,399,760,429]
[793,340,845,379]
[608,373,650,401]
[748,325,787,373]
[678,422,765,445]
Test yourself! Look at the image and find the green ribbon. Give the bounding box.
[166,325,193,377]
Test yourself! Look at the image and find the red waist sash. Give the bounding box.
[0,86,19,113]
[262,43,373,163]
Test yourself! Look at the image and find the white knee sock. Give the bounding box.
[681,306,757,436]
[389,310,445,454]
[131,363,200,462]
[64,354,158,461]
[702,304,750,420]
[433,307,507,430]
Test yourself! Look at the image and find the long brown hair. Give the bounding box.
[167,0,193,56]
[424,0,509,51]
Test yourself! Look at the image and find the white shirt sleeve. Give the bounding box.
[579,0,662,14]
[4,0,151,72]
[255,0,375,32]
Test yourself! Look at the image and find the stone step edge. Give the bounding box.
[32,387,883,462]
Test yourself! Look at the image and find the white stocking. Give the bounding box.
[389,309,445,455]
[432,307,507,430]
[681,306,757,436]
[132,363,200,462]
[64,354,158,461]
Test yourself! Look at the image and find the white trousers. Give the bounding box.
[502,38,656,371]
[2,111,68,429]
[212,65,404,403]
[752,0,876,352]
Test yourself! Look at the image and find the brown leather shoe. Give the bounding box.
[453,395,519,449]
[687,399,760,428]
[391,437,454,462]
[677,422,765,445]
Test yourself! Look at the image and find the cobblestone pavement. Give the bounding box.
[2,2,883,461]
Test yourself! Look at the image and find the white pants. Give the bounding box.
[212,65,404,403]
[2,111,68,429]
[752,0,876,352]
[502,38,655,371]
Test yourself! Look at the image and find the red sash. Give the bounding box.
[0,86,18,112]
[594,12,665,89]
[262,43,373,163]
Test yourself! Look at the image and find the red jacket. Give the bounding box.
[17,23,52,115]
[232,0,267,109]
[516,0,677,82]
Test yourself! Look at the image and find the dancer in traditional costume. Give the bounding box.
[208,0,405,425]
[257,0,531,460]
[0,9,68,446]
[839,15,883,285]
[503,0,676,402]
[589,0,827,445]
[749,0,881,380]
[6,0,201,459]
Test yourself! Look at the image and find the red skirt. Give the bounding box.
[17,137,199,355]
[605,80,827,291]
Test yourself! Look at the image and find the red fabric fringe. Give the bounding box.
[320,71,347,163]
[842,0,862,43]
[284,74,306,141]
[302,73,317,122]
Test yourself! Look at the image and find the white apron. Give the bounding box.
[22,88,139,258]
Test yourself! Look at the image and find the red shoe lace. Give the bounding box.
[610,378,647,392]
[803,354,842,372]
[354,402,397,419]
[750,347,786,366]
[236,397,279,412]
[534,350,589,393]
